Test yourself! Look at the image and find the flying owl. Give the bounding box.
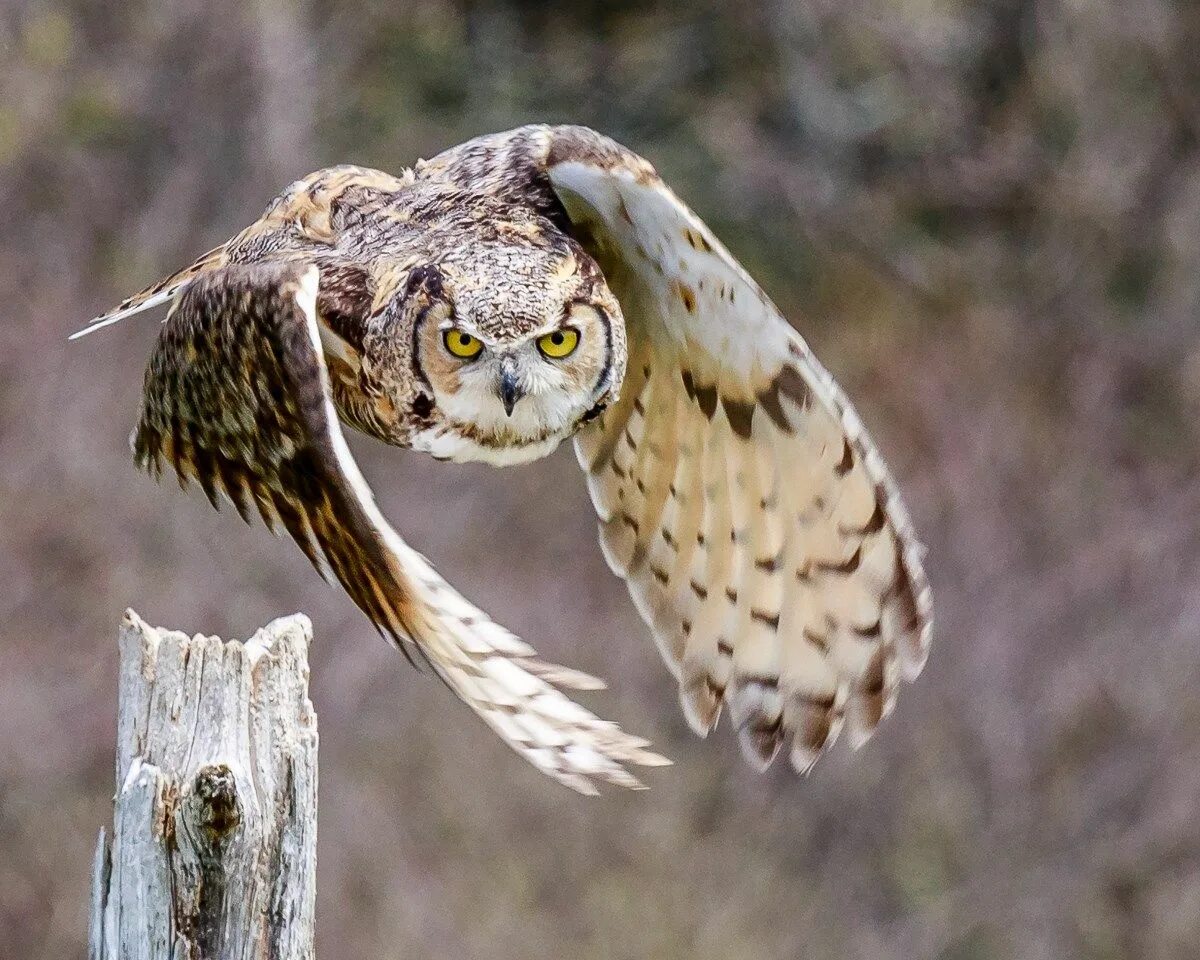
[76,125,932,794]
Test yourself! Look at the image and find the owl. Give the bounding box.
[76,125,932,794]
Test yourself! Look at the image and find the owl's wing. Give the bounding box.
[134,261,666,793]
[541,128,932,774]
[69,244,230,340]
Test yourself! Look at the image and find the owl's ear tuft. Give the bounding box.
[405,263,448,300]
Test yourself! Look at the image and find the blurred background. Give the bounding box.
[3,0,1200,957]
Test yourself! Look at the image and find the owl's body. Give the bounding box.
[81,125,932,794]
[194,143,625,466]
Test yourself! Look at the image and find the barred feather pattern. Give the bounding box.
[133,261,667,793]
[550,132,933,774]
[576,340,929,773]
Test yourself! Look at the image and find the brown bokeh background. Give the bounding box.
[4,1,1200,957]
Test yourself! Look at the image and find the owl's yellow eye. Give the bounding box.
[443,329,483,359]
[537,328,580,359]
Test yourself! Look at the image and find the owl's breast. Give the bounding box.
[410,425,568,466]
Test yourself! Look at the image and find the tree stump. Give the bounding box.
[90,610,318,960]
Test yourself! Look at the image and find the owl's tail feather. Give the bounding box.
[69,244,229,341]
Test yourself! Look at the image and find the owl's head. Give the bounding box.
[402,233,626,465]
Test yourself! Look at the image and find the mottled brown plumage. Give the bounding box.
[80,124,932,791]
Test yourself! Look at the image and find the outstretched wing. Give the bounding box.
[134,261,666,793]
[71,163,416,342]
[540,127,932,774]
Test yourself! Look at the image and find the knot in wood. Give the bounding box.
[192,764,242,841]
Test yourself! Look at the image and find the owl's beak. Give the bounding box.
[498,363,524,417]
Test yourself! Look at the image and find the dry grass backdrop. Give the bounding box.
[3,1,1200,958]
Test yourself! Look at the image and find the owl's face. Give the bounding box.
[408,238,626,465]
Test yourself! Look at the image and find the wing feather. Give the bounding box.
[70,244,229,340]
[132,261,666,793]
[543,126,932,775]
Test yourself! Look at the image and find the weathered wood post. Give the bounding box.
[90,610,318,960]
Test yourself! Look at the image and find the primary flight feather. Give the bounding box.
[79,125,932,792]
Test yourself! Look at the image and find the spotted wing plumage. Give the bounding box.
[543,129,932,774]
[134,261,666,793]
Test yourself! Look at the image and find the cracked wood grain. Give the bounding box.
[90,610,318,960]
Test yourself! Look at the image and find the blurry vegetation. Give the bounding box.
[3,1,1200,958]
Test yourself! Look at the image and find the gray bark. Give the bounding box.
[90,610,318,960]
